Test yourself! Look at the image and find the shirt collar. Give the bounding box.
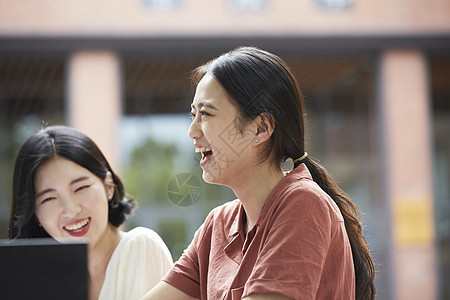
[255,163,313,226]
[227,163,313,237]
[228,200,246,237]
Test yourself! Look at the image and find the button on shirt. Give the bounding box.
[163,164,355,299]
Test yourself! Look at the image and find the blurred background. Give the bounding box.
[0,0,449,299]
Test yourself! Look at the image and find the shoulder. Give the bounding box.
[102,227,173,300]
[284,177,330,205]
[208,199,241,221]
[201,199,242,231]
[190,200,241,244]
[274,173,343,223]
[118,227,172,258]
[122,226,164,244]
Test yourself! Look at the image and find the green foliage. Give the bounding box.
[125,138,178,205]
[125,136,234,207]
[157,220,187,260]
[123,135,237,260]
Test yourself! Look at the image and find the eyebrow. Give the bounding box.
[35,188,55,199]
[70,176,90,185]
[35,176,90,198]
[191,102,218,111]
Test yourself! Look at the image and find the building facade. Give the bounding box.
[1,1,449,299]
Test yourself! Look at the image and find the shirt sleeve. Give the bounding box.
[243,184,337,300]
[99,227,174,300]
[127,227,174,299]
[163,214,212,299]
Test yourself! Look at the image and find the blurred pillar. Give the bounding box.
[66,50,122,173]
[379,49,437,300]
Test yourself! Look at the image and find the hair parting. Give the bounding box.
[9,125,136,239]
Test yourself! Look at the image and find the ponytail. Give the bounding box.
[192,46,376,299]
[303,157,376,300]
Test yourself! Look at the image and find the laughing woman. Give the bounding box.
[142,47,375,300]
[9,125,173,300]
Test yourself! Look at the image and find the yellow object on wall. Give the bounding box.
[393,196,435,246]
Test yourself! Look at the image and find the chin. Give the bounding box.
[202,170,216,184]
[202,169,232,188]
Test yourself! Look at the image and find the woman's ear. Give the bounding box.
[254,113,275,144]
[105,172,115,201]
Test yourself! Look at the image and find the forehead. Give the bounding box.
[192,74,231,107]
[34,157,92,185]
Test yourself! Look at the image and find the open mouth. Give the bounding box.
[195,146,213,160]
[64,217,90,233]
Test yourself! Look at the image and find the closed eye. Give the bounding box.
[75,185,90,192]
[41,197,56,204]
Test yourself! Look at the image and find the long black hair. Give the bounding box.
[9,125,136,239]
[191,46,376,300]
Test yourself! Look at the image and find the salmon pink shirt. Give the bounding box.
[163,164,355,299]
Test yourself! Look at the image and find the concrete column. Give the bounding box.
[66,50,122,173]
[379,49,437,300]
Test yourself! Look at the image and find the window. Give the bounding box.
[229,0,267,12]
[142,0,181,11]
[316,0,353,9]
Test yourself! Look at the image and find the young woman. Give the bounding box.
[9,125,173,300]
[141,47,375,300]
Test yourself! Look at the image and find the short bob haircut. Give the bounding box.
[9,125,136,239]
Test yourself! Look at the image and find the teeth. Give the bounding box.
[64,218,90,232]
[195,147,212,153]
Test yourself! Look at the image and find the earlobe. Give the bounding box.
[105,172,115,200]
[254,113,275,144]
[107,188,115,201]
[34,215,43,227]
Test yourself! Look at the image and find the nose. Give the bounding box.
[61,197,82,218]
[188,117,202,140]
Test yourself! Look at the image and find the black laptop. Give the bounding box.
[0,238,88,300]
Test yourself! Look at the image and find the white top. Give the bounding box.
[98,227,173,300]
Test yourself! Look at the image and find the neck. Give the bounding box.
[87,224,122,300]
[88,224,122,278]
[232,163,284,234]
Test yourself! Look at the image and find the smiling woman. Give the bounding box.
[8,125,173,300]
[33,156,111,241]
[141,46,375,300]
